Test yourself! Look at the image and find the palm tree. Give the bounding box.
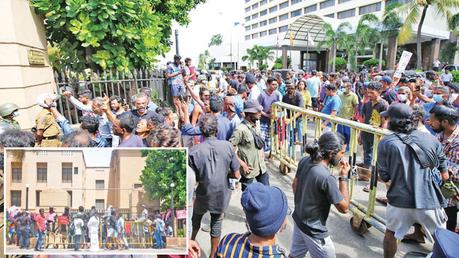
[381,3,404,69]
[198,50,210,70]
[242,45,274,70]
[354,14,381,69]
[317,22,352,72]
[208,34,223,47]
[449,12,459,64]
[397,0,459,70]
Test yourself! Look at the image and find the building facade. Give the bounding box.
[5,149,159,217]
[242,0,452,70]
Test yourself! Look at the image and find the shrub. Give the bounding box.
[363,58,386,69]
[452,71,459,83]
[332,57,347,71]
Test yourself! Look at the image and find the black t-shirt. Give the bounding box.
[292,157,343,239]
[361,98,389,139]
[282,91,304,118]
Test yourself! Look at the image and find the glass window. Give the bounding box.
[252,23,259,29]
[320,0,335,9]
[260,9,267,16]
[291,0,302,4]
[96,180,104,190]
[245,16,251,22]
[11,191,21,206]
[74,167,78,175]
[269,17,278,24]
[291,9,302,18]
[269,5,278,13]
[245,7,251,12]
[252,2,259,9]
[245,35,251,40]
[338,8,355,19]
[95,199,105,210]
[279,13,289,21]
[36,190,41,207]
[62,163,72,183]
[260,31,268,37]
[260,20,268,27]
[269,28,277,35]
[304,4,317,13]
[252,13,259,19]
[279,25,288,32]
[338,0,352,3]
[245,0,251,2]
[260,0,268,5]
[12,162,22,183]
[279,1,289,9]
[359,3,381,15]
[245,25,251,31]
[325,13,335,18]
[37,162,47,183]
[134,183,143,189]
[252,33,259,39]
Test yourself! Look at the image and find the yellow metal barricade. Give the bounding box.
[270,102,390,234]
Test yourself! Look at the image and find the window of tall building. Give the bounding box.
[338,0,352,3]
[279,1,289,9]
[320,0,335,9]
[291,9,302,18]
[12,162,22,183]
[74,167,78,175]
[11,191,21,206]
[279,13,289,21]
[252,2,259,9]
[62,162,72,183]
[260,9,267,16]
[252,13,259,19]
[245,7,251,12]
[338,8,355,19]
[37,162,47,183]
[36,190,41,207]
[269,5,278,13]
[304,4,317,14]
[95,199,105,210]
[252,33,259,39]
[359,2,381,15]
[269,28,277,35]
[260,20,268,27]
[260,0,268,5]
[96,180,105,190]
[260,31,268,37]
[269,17,278,24]
[279,25,288,32]
[245,0,251,3]
[245,25,251,31]
[134,184,143,189]
[291,0,302,4]
[325,13,335,18]
[252,23,259,29]
[245,35,251,40]
[245,16,251,22]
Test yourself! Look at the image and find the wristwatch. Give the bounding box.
[338,176,349,182]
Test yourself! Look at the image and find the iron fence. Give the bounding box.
[54,68,171,124]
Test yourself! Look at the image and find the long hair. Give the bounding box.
[305,132,345,163]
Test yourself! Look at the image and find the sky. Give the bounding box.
[158,0,244,66]
[82,149,112,167]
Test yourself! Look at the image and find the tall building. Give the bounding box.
[242,0,452,71]
[5,149,160,217]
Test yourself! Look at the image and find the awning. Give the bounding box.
[283,15,339,47]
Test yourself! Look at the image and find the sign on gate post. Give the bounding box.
[393,51,413,78]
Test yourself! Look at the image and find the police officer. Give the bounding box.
[35,95,61,147]
[0,103,20,134]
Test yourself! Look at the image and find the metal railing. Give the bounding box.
[270,102,391,234]
[53,68,170,124]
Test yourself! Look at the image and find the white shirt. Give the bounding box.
[74,217,84,235]
[249,84,261,100]
[440,73,453,82]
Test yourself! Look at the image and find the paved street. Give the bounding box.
[5,246,186,256]
[195,158,434,258]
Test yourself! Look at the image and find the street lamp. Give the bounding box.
[170,182,175,237]
[25,184,30,211]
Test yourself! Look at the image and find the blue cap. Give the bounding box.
[380,76,392,84]
[241,182,288,237]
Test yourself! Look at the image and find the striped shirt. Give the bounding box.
[215,233,287,258]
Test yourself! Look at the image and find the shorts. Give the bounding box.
[289,221,336,258]
[192,201,224,237]
[171,84,185,97]
[386,204,447,242]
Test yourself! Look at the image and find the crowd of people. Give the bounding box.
[5,204,172,252]
[0,54,458,258]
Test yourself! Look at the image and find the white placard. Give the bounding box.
[393,51,413,78]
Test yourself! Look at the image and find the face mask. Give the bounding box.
[398,94,407,103]
[432,94,443,103]
[12,111,19,117]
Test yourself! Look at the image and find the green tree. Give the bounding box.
[32,0,205,72]
[198,50,210,70]
[272,57,291,70]
[208,34,223,47]
[449,12,459,64]
[139,149,187,210]
[397,0,459,69]
[242,45,274,70]
[317,22,352,72]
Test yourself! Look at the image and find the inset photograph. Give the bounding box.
[3,148,187,255]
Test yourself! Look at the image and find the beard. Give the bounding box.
[431,125,444,133]
[329,155,341,167]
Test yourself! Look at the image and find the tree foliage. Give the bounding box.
[32,0,205,72]
[208,34,223,47]
[242,45,274,70]
[139,149,187,210]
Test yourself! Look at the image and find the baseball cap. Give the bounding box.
[241,182,288,237]
[380,76,392,84]
[245,73,256,84]
[243,99,263,113]
[381,103,414,119]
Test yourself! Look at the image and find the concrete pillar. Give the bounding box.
[387,36,397,70]
[0,0,55,130]
[430,38,441,69]
[455,39,459,65]
[282,46,288,69]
